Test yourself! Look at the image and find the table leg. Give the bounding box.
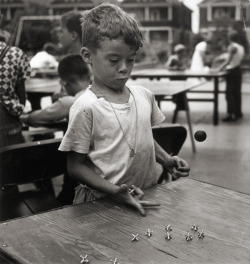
[27,93,42,111]
[213,77,219,125]
[172,93,196,153]
[183,93,196,153]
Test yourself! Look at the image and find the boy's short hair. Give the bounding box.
[58,54,90,81]
[80,3,144,52]
[61,11,82,40]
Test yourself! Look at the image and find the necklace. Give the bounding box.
[92,84,137,158]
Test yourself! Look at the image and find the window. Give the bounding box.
[212,7,236,20]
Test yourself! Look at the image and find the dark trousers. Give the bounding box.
[225,67,242,118]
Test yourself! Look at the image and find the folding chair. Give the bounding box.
[152,123,187,155]
[0,138,67,222]
[152,123,187,183]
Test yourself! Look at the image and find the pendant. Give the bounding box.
[130,149,135,157]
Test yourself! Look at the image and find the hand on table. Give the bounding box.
[112,184,160,216]
[165,156,190,181]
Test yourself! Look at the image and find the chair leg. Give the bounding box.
[0,186,32,221]
[183,94,196,153]
[172,108,178,123]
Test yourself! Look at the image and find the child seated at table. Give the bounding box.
[165,44,189,71]
[59,3,190,215]
[165,44,189,113]
[21,54,90,127]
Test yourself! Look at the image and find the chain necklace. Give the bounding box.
[92,84,137,158]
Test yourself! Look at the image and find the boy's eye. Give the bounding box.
[109,58,119,63]
[128,58,135,62]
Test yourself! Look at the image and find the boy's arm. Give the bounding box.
[165,56,178,70]
[15,80,26,106]
[154,140,190,180]
[21,98,71,127]
[217,46,236,71]
[67,151,158,215]
[67,151,119,194]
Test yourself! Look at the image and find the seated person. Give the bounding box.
[29,43,59,71]
[165,44,189,112]
[165,44,189,71]
[21,54,90,127]
[21,54,90,206]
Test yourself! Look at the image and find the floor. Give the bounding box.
[160,79,250,195]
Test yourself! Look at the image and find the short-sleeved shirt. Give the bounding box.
[59,84,165,190]
[0,42,32,116]
[28,90,84,126]
[227,42,245,70]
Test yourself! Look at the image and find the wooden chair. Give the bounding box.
[152,123,187,155]
[152,123,187,183]
[0,138,67,222]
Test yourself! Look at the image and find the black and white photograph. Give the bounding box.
[0,0,250,263]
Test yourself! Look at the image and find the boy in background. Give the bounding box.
[21,55,90,205]
[217,30,245,122]
[165,44,189,71]
[21,55,90,127]
[59,11,82,55]
[59,4,190,215]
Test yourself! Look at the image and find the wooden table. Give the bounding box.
[131,69,228,125]
[128,79,206,153]
[25,77,61,111]
[0,178,249,264]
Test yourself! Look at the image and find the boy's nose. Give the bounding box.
[118,61,128,73]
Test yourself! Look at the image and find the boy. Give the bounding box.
[217,30,245,122]
[59,10,82,55]
[21,54,90,127]
[59,3,190,215]
[165,44,188,71]
[22,54,90,205]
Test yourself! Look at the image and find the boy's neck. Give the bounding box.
[67,41,82,55]
[91,81,130,104]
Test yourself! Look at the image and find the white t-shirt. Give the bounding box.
[59,85,165,190]
[227,42,245,69]
[30,51,59,70]
[28,90,84,126]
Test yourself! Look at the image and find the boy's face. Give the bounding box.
[83,38,137,91]
[177,50,186,58]
[59,24,73,52]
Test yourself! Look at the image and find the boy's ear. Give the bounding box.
[71,31,78,41]
[81,47,92,65]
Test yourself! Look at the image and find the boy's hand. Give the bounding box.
[113,184,160,216]
[165,156,190,181]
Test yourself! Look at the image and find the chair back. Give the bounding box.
[152,123,187,156]
[0,138,67,187]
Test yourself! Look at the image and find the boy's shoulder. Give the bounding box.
[71,87,97,109]
[127,83,153,97]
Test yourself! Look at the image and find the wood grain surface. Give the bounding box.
[127,80,206,96]
[0,179,250,264]
[131,68,227,78]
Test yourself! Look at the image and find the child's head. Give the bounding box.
[80,4,144,90]
[58,54,90,96]
[60,11,82,52]
[80,3,143,53]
